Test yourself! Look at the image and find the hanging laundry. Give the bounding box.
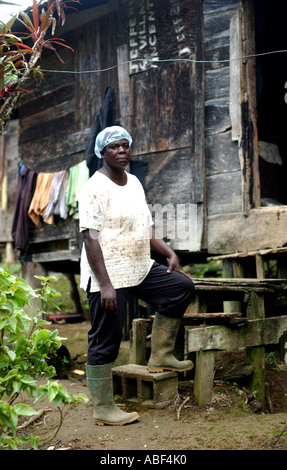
[11,166,37,255]
[45,169,69,220]
[28,172,55,226]
[66,160,89,219]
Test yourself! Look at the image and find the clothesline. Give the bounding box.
[39,50,287,74]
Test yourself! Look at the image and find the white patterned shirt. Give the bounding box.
[78,171,154,292]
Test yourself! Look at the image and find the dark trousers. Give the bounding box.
[87,261,194,365]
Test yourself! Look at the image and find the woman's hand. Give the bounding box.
[83,229,118,313]
[150,227,180,274]
[150,227,192,279]
[166,251,182,273]
[100,283,118,314]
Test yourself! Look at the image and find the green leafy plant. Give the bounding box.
[265,351,279,368]
[0,266,88,450]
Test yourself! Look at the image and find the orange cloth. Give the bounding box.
[28,173,55,226]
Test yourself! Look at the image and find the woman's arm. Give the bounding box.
[150,226,186,274]
[82,229,118,313]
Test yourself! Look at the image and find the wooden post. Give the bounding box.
[185,294,206,314]
[222,260,233,313]
[232,259,244,312]
[65,273,84,315]
[255,254,265,279]
[246,345,265,405]
[193,350,215,406]
[117,44,132,132]
[222,259,243,313]
[246,291,266,407]
[129,319,149,365]
[186,315,287,407]
[5,241,15,263]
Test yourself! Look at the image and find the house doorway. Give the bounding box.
[254,0,287,205]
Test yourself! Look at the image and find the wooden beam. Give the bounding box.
[184,312,242,320]
[54,1,120,36]
[192,277,287,291]
[32,250,80,263]
[186,316,287,352]
[208,246,287,261]
[207,207,287,255]
[229,9,242,142]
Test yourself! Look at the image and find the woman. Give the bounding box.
[78,126,194,426]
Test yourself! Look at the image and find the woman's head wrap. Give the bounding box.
[94,126,133,158]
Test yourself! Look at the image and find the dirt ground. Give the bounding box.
[18,320,287,452]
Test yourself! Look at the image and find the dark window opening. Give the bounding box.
[254,0,287,206]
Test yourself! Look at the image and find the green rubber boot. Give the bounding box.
[147,313,194,373]
[85,363,139,426]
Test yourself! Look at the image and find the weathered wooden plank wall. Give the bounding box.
[18,43,79,173]
[204,0,243,217]
[0,120,19,243]
[9,0,205,263]
[204,0,287,255]
[8,0,280,260]
[119,0,205,252]
[4,0,287,262]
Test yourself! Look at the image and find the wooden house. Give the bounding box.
[1,0,287,281]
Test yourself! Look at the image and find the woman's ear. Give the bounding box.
[100,146,106,158]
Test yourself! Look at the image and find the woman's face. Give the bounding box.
[101,139,130,170]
